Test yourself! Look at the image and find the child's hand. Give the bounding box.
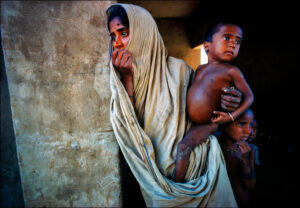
[238,141,252,160]
[211,111,233,124]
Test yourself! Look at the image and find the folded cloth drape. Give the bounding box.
[108,4,237,207]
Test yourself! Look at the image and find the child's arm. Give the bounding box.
[174,123,218,182]
[239,141,256,189]
[212,66,254,123]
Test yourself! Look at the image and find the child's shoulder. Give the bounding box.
[195,63,240,74]
[194,63,212,74]
[222,63,240,71]
[218,63,242,76]
[195,64,206,72]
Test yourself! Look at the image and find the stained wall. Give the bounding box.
[1,1,204,207]
[1,1,121,206]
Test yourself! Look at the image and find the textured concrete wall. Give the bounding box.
[1,1,121,207]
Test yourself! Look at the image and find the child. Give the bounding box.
[187,22,254,124]
[219,109,256,208]
[247,119,261,167]
[175,22,254,182]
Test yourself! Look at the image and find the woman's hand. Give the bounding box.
[112,49,134,78]
[221,87,242,112]
[112,49,134,104]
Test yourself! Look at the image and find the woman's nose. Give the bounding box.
[113,36,123,49]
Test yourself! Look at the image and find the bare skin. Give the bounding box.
[109,16,134,105]
[188,63,253,124]
[247,119,258,143]
[220,109,256,208]
[109,17,243,182]
[174,24,254,182]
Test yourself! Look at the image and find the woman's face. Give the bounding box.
[223,110,254,142]
[109,16,130,50]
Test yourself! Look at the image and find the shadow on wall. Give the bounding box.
[1,30,25,207]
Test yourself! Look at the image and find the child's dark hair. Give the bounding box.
[107,5,129,29]
[204,22,242,42]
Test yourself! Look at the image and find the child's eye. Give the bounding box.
[238,123,244,127]
[121,32,128,36]
[111,36,115,41]
[236,40,241,44]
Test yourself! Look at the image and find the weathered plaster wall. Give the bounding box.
[1,1,121,207]
[1,42,25,207]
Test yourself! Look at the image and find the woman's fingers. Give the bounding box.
[124,56,133,69]
[222,87,242,97]
[221,95,240,111]
[221,102,236,112]
[112,49,118,65]
[221,87,242,112]
[114,49,125,67]
[112,49,133,70]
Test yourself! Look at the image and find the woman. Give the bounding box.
[107,4,240,207]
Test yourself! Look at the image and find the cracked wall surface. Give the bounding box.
[1,1,121,206]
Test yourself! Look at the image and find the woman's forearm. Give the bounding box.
[121,75,134,105]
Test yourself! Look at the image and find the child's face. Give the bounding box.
[248,120,258,142]
[206,25,242,62]
[223,110,254,142]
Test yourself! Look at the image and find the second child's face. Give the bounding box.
[208,25,243,62]
[248,120,258,142]
[223,110,254,142]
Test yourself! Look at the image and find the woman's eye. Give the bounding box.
[236,40,241,44]
[121,32,128,36]
[223,36,229,41]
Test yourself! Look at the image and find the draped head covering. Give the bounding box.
[107,3,237,207]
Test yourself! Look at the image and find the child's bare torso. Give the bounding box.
[187,63,233,124]
[223,147,252,207]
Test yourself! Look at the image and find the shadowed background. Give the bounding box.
[1,0,297,207]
